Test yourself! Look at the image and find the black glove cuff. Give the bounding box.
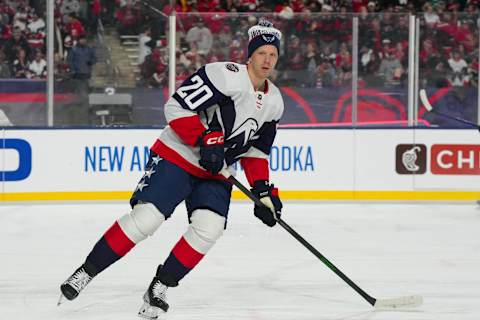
[251,180,271,198]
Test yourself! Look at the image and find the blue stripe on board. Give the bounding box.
[0,80,46,93]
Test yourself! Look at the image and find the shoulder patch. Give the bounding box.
[225,63,239,72]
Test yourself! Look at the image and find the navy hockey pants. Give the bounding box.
[130,152,232,220]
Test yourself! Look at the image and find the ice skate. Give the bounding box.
[58,265,94,305]
[138,265,169,319]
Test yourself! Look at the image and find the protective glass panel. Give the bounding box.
[356,13,410,127]
[53,1,168,126]
[418,8,479,128]
[0,0,47,126]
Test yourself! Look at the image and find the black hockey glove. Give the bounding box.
[251,180,282,227]
[198,128,225,174]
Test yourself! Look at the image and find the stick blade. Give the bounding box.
[419,89,433,111]
[374,295,423,310]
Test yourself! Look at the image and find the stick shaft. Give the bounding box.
[432,110,479,128]
[226,174,377,306]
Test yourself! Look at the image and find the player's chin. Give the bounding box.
[261,68,272,77]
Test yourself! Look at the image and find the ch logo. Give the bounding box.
[396,144,427,174]
[1,139,32,181]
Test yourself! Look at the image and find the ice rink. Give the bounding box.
[1,201,480,320]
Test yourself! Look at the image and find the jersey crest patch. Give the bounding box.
[225,63,239,72]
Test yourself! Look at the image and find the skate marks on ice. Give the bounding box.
[1,203,480,319]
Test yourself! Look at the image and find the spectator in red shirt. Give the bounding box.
[335,42,352,69]
[0,14,12,47]
[89,0,101,33]
[454,23,472,46]
[436,12,457,54]
[0,1,15,24]
[203,11,226,34]
[141,47,167,88]
[115,3,141,36]
[437,12,457,38]
[419,38,440,68]
[197,0,220,12]
[336,6,353,44]
[316,5,338,51]
[64,14,85,38]
[446,0,460,13]
[352,0,369,12]
[459,29,475,53]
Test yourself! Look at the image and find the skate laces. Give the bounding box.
[152,281,167,300]
[67,268,92,291]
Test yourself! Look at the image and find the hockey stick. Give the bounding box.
[222,170,423,309]
[419,89,480,130]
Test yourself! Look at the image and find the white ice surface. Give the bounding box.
[1,202,480,320]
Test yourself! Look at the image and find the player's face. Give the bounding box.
[249,45,278,79]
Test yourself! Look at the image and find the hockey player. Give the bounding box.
[59,19,285,319]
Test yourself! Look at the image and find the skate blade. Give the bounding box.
[138,302,163,320]
[57,293,66,306]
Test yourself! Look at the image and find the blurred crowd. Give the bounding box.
[0,0,47,79]
[1,0,480,91]
[137,0,480,90]
[0,0,99,81]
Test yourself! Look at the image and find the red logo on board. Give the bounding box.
[431,144,480,175]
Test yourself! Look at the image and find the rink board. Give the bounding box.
[1,128,479,201]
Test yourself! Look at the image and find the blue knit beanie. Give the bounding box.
[247,19,282,58]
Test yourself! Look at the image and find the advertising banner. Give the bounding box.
[1,129,479,201]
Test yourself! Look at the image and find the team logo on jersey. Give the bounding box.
[226,63,239,72]
[262,34,276,43]
[227,118,259,147]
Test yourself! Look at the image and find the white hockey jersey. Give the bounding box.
[151,62,284,183]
